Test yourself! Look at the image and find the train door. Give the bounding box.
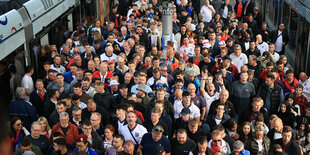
[295,17,309,74]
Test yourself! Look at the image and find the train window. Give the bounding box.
[288,9,298,51]
[268,0,276,25]
[281,2,290,27]
[295,17,309,73]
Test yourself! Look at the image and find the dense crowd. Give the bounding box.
[6,0,310,154]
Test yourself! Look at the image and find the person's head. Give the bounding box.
[30,121,41,139]
[156,88,165,101]
[197,136,208,153]
[216,104,225,116]
[53,138,67,153]
[72,107,82,122]
[240,71,248,83]
[273,118,283,133]
[282,126,293,145]
[252,97,264,112]
[90,112,101,128]
[188,119,199,134]
[268,43,275,53]
[219,89,229,103]
[152,125,164,142]
[285,93,296,106]
[15,87,26,99]
[151,107,161,123]
[113,134,124,149]
[256,34,262,43]
[241,122,252,136]
[49,89,60,99]
[279,23,285,31]
[154,100,164,114]
[116,104,127,119]
[123,140,135,154]
[81,120,92,136]
[286,69,294,81]
[299,72,308,82]
[295,84,303,96]
[104,124,115,139]
[126,111,137,126]
[75,134,89,151]
[234,44,242,56]
[38,117,50,132]
[265,74,275,88]
[20,137,32,153]
[56,101,67,114]
[254,125,264,140]
[233,140,245,153]
[211,130,222,147]
[182,91,191,106]
[176,129,188,144]
[59,112,69,127]
[207,83,215,95]
[280,101,291,114]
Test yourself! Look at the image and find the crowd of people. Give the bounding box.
[6,0,310,154]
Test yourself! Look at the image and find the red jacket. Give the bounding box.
[92,71,114,88]
[283,78,299,94]
[211,64,239,75]
[164,57,179,72]
[134,110,145,123]
[50,122,79,145]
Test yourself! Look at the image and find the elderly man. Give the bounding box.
[231,140,250,155]
[100,45,117,62]
[119,111,147,145]
[273,126,301,155]
[8,87,36,130]
[299,72,310,101]
[208,130,231,154]
[50,112,79,145]
[138,125,171,155]
[229,44,248,72]
[171,129,197,155]
[92,62,113,88]
[208,89,235,118]
[27,121,50,154]
[267,118,283,144]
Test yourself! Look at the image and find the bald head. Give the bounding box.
[175,89,183,100]
[299,72,308,82]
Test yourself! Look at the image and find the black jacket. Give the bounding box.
[239,107,269,125]
[206,114,231,132]
[29,90,49,117]
[93,90,115,112]
[259,83,282,114]
[82,106,110,126]
[272,139,301,155]
[208,99,236,118]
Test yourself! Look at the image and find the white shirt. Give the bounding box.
[229,53,248,72]
[174,101,201,119]
[271,52,280,61]
[256,139,264,152]
[21,74,34,101]
[274,132,282,140]
[222,6,228,18]
[244,42,250,51]
[200,5,214,23]
[77,102,87,109]
[100,53,118,62]
[51,64,66,74]
[257,42,269,55]
[119,124,147,145]
[275,30,283,52]
[299,78,310,101]
[208,139,230,154]
[203,92,220,116]
[146,76,168,86]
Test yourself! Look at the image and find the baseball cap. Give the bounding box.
[109,80,119,86]
[222,55,231,61]
[75,134,88,142]
[219,41,226,48]
[180,107,191,116]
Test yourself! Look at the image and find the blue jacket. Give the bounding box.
[64,71,74,84]
[73,148,98,155]
[8,98,36,130]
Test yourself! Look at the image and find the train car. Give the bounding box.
[259,0,310,75]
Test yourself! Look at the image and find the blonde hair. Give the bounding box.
[38,117,51,131]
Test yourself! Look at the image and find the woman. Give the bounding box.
[277,101,295,128]
[104,124,115,150]
[302,131,310,154]
[238,122,253,147]
[223,118,239,140]
[8,117,30,151]
[246,125,271,154]
[285,93,301,116]
[38,117,52,138]
[234,0,244,22]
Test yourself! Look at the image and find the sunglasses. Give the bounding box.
[213,140,221,143]
[16,123,23,127]
[153,128,164,133]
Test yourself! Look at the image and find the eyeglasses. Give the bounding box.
[213,139,221,143]
[83,127,92,130]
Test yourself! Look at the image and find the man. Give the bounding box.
[229,44,248,72]
[189,136,209,155]
[174,91,201,122]
[51,138,72,155]
[268,43,280,61]
[239,97,269,125]
[200,74,220,117]
[93,82,114,112]
[147,68,168,87]
[231,140,250,155]
[295,84,308,115]
[8,87,36,130]
[27,121,50,154]
[89,112,105,139]
[143,108,169,137]
[256,34,269,55]
[138,125,171,155]
[100,45,118,62]
[21,65,34,101]
[259,62,274,82]
[134,84,151,108]
[246,55,262,78]
[187,119,207,143]
[188,83,207,121]
[105,135,125,155]
[200,0,216,27]
[63,63,78,84]
[206,104,231,132]
[82,77,96,98]
[198,53,215,73]
[50,112,79,145]
[231,71,255,117]
[82,99,109,126]
[119,111,147,145]
[72,82,91,104]
[147,88,174,118]
[53,74,71,97]
[208,90,235,118]
[283,69,299,94]
[92,62,114,88]
[51,55,66,74]
[14,137,43,155]
[44,89,60,118]
[299,72,310,101]
[81,120,105,154]
[244,40,261,58]
[257,74,284,114]
[30,79,48,117]
[119,140,139,155]
[73,134,98,155]
[267,118,283,143]
[69,68,84,88]
[171,129,197,155]
[273,126,301,155]
[71,107,82,130]
[131,73,152,94]
[208,130,231,154]
[111,104,128,133]
[211,55,239,76]
[49,101,68,127]
[270,23,289,55]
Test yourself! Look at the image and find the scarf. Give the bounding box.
[210,140,222,153]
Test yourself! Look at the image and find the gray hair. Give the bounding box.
[15,87,25,98]
[62,44,69,48]
[59,112,69,118]
[72,107,81,113]
[31,121,41,129]
[91,112,102,120]
[126,110,137,118]
[233,140,244,149]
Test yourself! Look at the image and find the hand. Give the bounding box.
[265,31,268,35]
[136,98,142,103]
[116,14,119,17]
[60,87,64,93]
[232,133,240,140]
[201,72,208,79]
[218,78,224,85]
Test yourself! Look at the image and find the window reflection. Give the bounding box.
[289,9,298,51]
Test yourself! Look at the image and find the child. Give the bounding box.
[295,84,308,115]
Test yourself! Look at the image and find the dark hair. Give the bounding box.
[20,137,32,147]
[238,122,253,142]
[82,120,92,127]
[116,104,127,111]
[182,91,190,97]
[282,126,292,133]
[213,124,225,131]
[197,136,208,144]
[57,101,66,107]
[53,132,63,138]
[285,93,296,106]
[286,69,294,75]
[48,89,59,98]
[10,116,21,132]
[279,101,292,115]
[71,94,80,101]
[25,65,34,73]
[73,82,82,88]
[266,74,275,81]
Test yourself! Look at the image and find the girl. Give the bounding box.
[277,101,295,128]
[238,122,253,146]
[104,124,116,150]
[285,93,301,116]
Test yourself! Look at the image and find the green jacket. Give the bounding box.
[14,145,43,155]
[147,98,174,118]
[246,136,271,155]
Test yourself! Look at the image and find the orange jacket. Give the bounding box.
[164,57,179,73]
[50,122,79,145]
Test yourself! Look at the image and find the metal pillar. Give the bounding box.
[162,1,174,57]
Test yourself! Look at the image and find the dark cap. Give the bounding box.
[54,138,66,145]
[215,70,222,75]
[227,37,233,42]
[180,107,191,116]
[222,55,231,61]
[119,84,128,89]
[152,125,164,134]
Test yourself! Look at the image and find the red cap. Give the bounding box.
[108,60,115,64]
[75,134,88,142]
